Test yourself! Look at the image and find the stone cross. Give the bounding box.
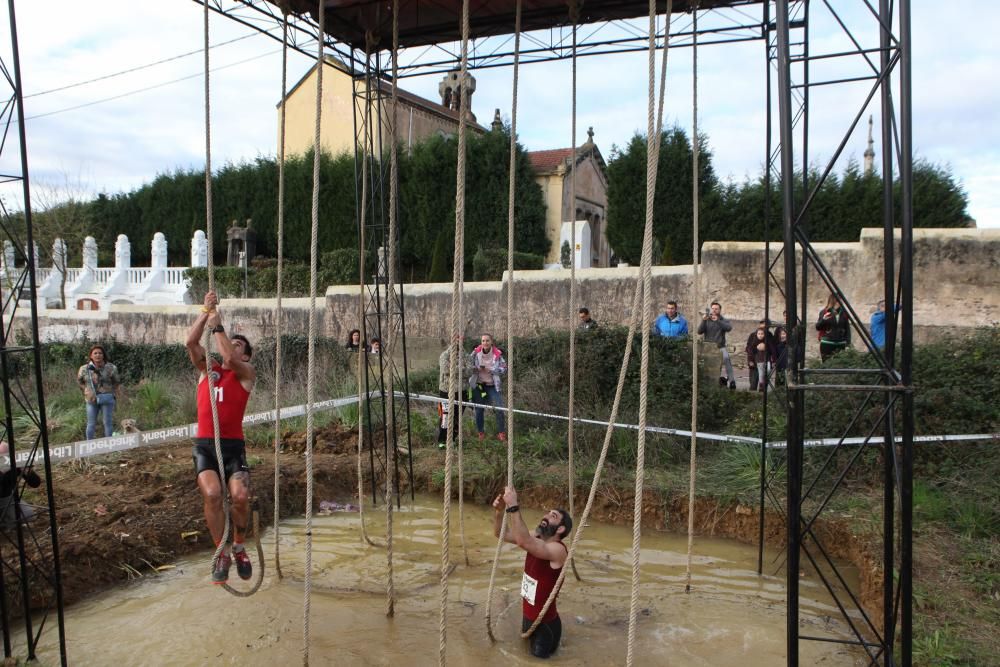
[52,238,67,271]
[25,242,39,269]
[1,241,12,272]
[191,230,208,268]
[115,234,131,270]
[82,236,98,271]
[151,232,168,269]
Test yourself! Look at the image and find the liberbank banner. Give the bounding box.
[1,394,365,469]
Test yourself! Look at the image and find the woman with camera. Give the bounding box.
[77,345,122,439]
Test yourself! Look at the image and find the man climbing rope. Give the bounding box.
[493,484,573,659]
[186,290,256,585]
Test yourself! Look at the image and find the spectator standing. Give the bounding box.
[774,326,789,385]
[816,294,851,362]
[369,337,381,355]
[437,335,467,449]
[77,345,122,440]
[652,301,689,338]
[697,302,736,389]
[345,329,361,352]
[869,300,899,351]
[745,325,777,391]
[577,307,598,331]
[467,333,507,441]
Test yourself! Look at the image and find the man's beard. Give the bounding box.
[537,520,558,538]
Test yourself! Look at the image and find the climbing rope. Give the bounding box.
[624,1,664,662]
[202,0,264,600]
[566,0,582,584]
[302,0,325,662]
[271,5,290,583]
[523,0,674,649]
[383,0,400,617]
[485,0,522,644]
[684,2,701,595]
[440,1,470,662]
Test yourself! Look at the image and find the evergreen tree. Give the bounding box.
[606,126,720,265]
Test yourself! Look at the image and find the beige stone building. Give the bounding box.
[279,57,484,157]
[528,130,612,268]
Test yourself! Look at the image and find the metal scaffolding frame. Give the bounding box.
[0,1,67,664]
[1,0,912,663]
[764,1,913,664]
[197,1,915,663]
[350,46,415,507]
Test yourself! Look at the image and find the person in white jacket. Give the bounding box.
[466,333,508,441]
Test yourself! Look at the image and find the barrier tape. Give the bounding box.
[3,391,995,470]
[1,394,366,470]
[403,392,999,451]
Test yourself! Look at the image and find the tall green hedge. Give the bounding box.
[471,248,543,281]
[73,126,548,282]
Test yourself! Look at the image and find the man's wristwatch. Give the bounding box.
[210,325,225,334]
[505,505,520,514]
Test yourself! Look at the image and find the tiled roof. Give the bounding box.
[527,148,575,173]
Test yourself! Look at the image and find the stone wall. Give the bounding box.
[22,229,999,354]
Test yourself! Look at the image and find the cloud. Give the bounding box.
[0,0,994,228]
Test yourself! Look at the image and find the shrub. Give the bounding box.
[471,247,543,281]
[320,248,361,285]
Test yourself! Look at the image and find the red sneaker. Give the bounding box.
[233,547,253,581]
[212,552,231,585]
[478,432,486,442]
[497,432,507,442]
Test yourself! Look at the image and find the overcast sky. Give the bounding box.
[2,0,997,229]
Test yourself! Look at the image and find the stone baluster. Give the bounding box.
[82,236,98,272]
[151,232,168,269]
[115,234,131,269]
[191,230,207,268]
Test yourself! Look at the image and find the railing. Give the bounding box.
[64,268,82,282]
[93,268,114,284]
[127,268,151,285]
[162,268,186,286]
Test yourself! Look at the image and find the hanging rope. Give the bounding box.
[625,1,673,663]
[383,0,401,617]
[202,0,264,600]
[440,1,471,663]
[302,0,325,662]
[523,0,674,647]
[271,5,290,583]
[202,0,231,575]
[485,0,522,643]
[684,2,701,595]
[565,0,582,584]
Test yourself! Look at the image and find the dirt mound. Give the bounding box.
[280,421,359,454]
[9,429,362,612]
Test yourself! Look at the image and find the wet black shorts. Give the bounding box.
[192,438,249,482]
[522,615,562,659]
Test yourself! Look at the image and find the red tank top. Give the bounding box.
[521,544,567,622]
[196,364,251,440]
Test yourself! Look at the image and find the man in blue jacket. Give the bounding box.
[870,300,900,351]
[653,301,689,338]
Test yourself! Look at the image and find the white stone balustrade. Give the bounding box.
[5,231,206,311]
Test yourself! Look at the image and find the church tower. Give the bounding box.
[863,115,875,176]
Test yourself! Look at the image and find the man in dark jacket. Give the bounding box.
[697,301,735,389]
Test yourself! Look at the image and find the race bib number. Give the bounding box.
[521,572,538,606]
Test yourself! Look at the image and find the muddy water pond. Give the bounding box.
[44,497,862,665]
